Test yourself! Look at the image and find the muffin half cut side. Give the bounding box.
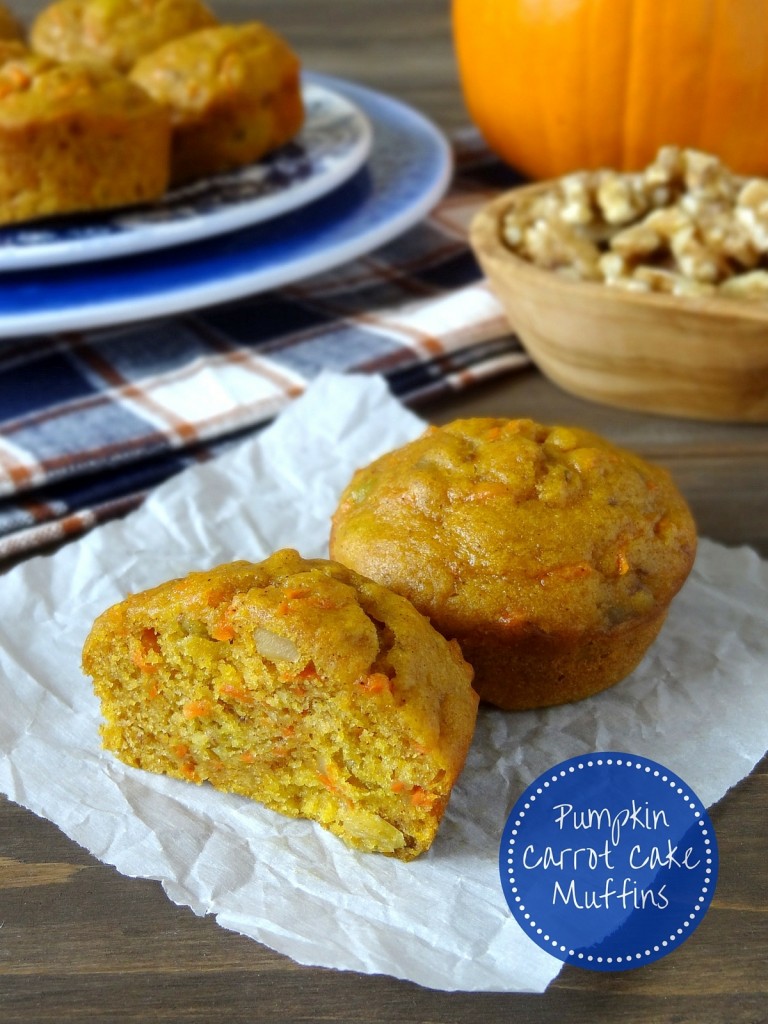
[83,550,478,860]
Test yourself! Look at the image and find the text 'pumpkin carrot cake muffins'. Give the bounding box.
[0,54,170,225]
[330,418,697,711]
[130,21,304,186]
[30,0,218,72]
[82,550,478,860]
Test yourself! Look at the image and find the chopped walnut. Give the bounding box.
[596,171,649,225]
[736,179,768,252]
[500,147,768,302]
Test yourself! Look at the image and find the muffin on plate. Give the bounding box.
[130,21,304,186]
[82,549,478,860]
[330,418,697,711]
[0,54,170,225]
[30,0,218,72]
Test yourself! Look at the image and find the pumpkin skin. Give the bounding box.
[452,0,768,179]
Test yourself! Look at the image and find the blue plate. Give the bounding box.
[0,80,373,270]
[0,74,452,338]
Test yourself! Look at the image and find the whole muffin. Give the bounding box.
[0,54,170,225]
[330,418,697,711]
[83,549,478,860]
[30,0,218,72]
[130,21,304,186]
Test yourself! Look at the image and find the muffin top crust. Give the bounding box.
[0,53,166,124]
[330,418,697,637]
[129,21,301,121]
[30,0,218,71]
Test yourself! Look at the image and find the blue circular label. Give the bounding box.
[499,753,718,971]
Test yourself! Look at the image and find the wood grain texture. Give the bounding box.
[3,2,768,1021]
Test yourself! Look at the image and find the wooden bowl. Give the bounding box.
[470,185,768,422]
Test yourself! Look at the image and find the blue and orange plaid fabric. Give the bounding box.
[0,132,528,561]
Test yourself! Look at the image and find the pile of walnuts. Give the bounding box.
[501,146,768,300]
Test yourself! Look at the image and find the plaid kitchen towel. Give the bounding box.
[0,131,528,561]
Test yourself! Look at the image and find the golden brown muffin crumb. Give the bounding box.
[82,550,478,860]
[330,418,697,710]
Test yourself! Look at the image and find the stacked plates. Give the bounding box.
[0,73,452,337]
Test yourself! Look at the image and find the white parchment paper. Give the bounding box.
[1,372,767,993]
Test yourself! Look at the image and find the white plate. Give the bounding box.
[0,74,452,338]
[0,80,373,270]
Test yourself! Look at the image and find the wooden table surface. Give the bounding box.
[2,3,767,1021]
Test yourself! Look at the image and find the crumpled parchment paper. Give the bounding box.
[1,372,767,993]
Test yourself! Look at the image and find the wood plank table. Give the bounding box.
[2,3,767,1021]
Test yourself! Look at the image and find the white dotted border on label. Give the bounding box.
[503,756,715,965]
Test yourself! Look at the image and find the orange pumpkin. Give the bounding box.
[452,0,768,179]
